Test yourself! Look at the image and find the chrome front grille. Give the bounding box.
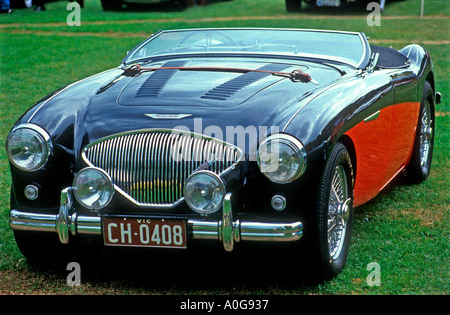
[82,130,242,207]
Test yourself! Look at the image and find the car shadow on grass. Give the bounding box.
[25,241,321,294]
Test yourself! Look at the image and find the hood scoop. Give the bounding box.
[201,63,290,101]
[136,60,187,98]
[118,61,295,107]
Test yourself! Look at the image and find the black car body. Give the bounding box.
[7,28,438,280]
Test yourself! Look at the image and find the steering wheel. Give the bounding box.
[179,31,240,47]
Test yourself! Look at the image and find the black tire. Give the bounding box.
[285,0,302,12]
[101,0,123,11]
[308,143,355,281]
[406,81,435,184]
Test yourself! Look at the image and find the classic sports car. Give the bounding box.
[7,28,439,281]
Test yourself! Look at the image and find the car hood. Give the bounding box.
[27,58,344,151]
[118,60,304,108]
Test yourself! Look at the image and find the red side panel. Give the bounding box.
[345,102,420,207]
[345,107,393,207]
[386,102,421,179]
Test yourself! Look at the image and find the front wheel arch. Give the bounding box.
[337,135,357,185]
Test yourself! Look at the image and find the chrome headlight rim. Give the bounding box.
[257,133,307,184]
[6,123,53,172]
[72,167,115,210]
[184,170,226,215]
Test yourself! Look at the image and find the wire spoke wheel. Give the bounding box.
[327,165,351,261]
[419,101,433,170]
[306,142,354,281]
[406,81,435,184]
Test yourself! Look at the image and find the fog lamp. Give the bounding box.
[184,170,226,215]
[73,167,114,210]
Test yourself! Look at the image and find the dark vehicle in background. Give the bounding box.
[6,28,438,281]
[100,0,232,11]
[10,0,84,9]
[285,0,386,12]
[10,0,32,8]
[101,0,174,10]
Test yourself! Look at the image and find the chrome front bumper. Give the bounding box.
[10,189,303,252]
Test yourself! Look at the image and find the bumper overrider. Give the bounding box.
[10,188,303,252]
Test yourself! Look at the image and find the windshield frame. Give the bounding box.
[122,28,371,69]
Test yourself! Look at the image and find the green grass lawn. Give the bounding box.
[0,0,448,294]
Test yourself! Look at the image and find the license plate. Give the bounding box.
[103,217,187,249]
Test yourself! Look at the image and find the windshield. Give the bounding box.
[124,28,369,68]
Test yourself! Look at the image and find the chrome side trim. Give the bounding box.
[364,110,380,123]
[145,114,192,119]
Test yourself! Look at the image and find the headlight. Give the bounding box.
[184,170,226,215]
[257,134,307,183]
[73,167,114,210]
[6,124,52,171]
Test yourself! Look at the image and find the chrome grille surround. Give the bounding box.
[81,129,243,207]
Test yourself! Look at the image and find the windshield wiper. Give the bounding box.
[121,64,319,84]
[317,61,347,76]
